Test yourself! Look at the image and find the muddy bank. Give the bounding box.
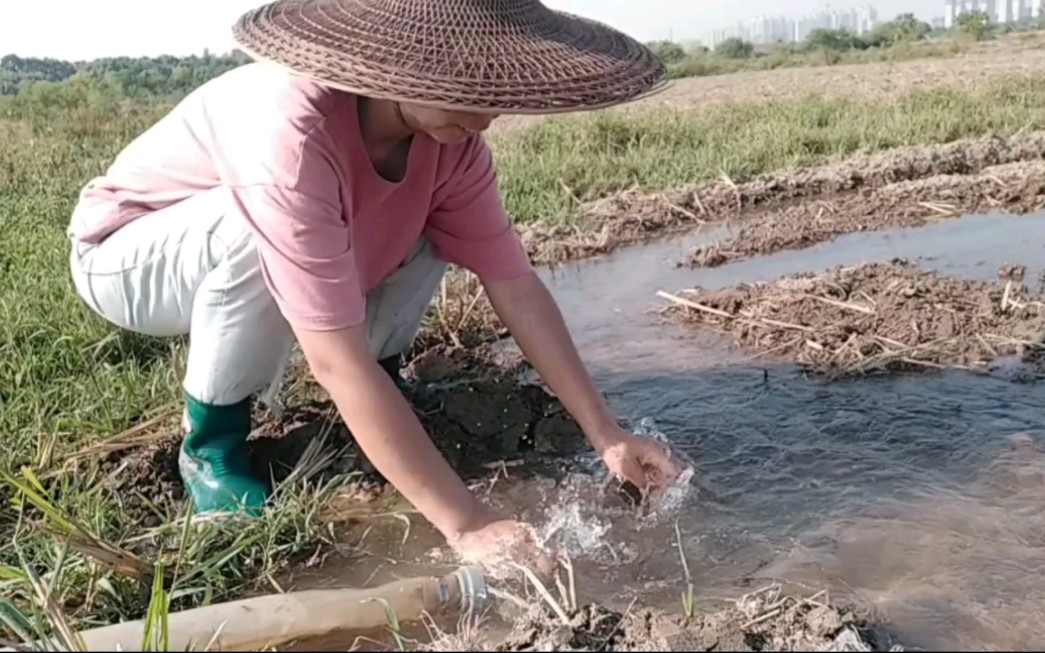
[686,160,1045,267]
[437,585,894,652]
[99,347,587,520]
[535,132,1045,267]
[659,259,1045,377]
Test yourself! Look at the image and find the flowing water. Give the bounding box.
[291,211,1045,652]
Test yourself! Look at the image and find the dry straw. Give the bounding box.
[657,261,1045,378]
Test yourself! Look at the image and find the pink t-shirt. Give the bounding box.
[69,62,533,331]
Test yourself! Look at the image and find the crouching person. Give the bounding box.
[66,0,681,573]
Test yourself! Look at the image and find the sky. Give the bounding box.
[3,0,946,61]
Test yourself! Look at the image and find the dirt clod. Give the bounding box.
[661,260,1045,377]
[490,587,892,652]
[999,263,1027,282]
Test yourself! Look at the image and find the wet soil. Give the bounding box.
[96,346,587,523]
[686,160,1045,268]
[524,133,1045,268]
[287,590,891,653]
[660,259,1045,377]
[443,585,891,652]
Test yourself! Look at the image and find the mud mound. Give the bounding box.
[98,348,586,519]
[251,373,587,485]
[491,588,892,652]
[540,133,1045,267]
[660,260,1045,377]
[687,160,1045,267]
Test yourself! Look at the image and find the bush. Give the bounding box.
[715,37,754,59]
[647,40,687,65]
[956,10,993,41]
[805,28,862,51]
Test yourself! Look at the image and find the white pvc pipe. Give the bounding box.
[18,566,487,652]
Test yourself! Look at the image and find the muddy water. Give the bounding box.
[291,211,1045,652]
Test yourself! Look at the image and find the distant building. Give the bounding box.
[699,5,880,47]
[997,0,1012,23]
[945,0,1041,27]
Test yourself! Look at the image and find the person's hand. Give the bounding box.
[595,426,683,499]
[449,518,554,579]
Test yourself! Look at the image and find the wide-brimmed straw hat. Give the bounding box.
[231,0,668,114]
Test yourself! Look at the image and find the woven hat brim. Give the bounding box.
[231,0,669,115]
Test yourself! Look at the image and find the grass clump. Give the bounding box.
[0,450,356,647]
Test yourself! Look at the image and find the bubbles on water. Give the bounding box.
[530,472,640,566]
[519,418,702,570]
[539,499,610,557]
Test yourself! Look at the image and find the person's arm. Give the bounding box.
[423,137,624,454]
[425,137,681,495]
[482,271,622,454]
[292,322,487,542]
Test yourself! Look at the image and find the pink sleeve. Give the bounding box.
[425,138,533,281]
[230,182,366,332]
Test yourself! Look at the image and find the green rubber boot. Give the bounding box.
[178,393,271,516]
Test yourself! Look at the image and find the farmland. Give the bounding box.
[4,34,1045,650]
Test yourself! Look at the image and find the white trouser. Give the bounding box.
[68,187,448,408]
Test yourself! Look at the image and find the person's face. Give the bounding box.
[401,104,499,144]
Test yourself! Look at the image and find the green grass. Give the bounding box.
[3,68,1045,646]
[491,74,1045,223]
[0,450,354,649]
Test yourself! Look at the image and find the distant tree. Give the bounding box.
[0,51,252,98]
[10,71,119,115]
[646,40,687,64]
[715,37,754,59]
[805,28,861,51]
[864,13,932,47]
[956,10,993,41]
[891,13,933,40]
[0,54,77,95]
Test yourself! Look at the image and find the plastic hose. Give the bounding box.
[29,566,487,652]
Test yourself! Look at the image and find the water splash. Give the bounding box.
[529,472,638,565]
[538,498,611,557]
[631,417,697,521]
[522,417,698,566]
